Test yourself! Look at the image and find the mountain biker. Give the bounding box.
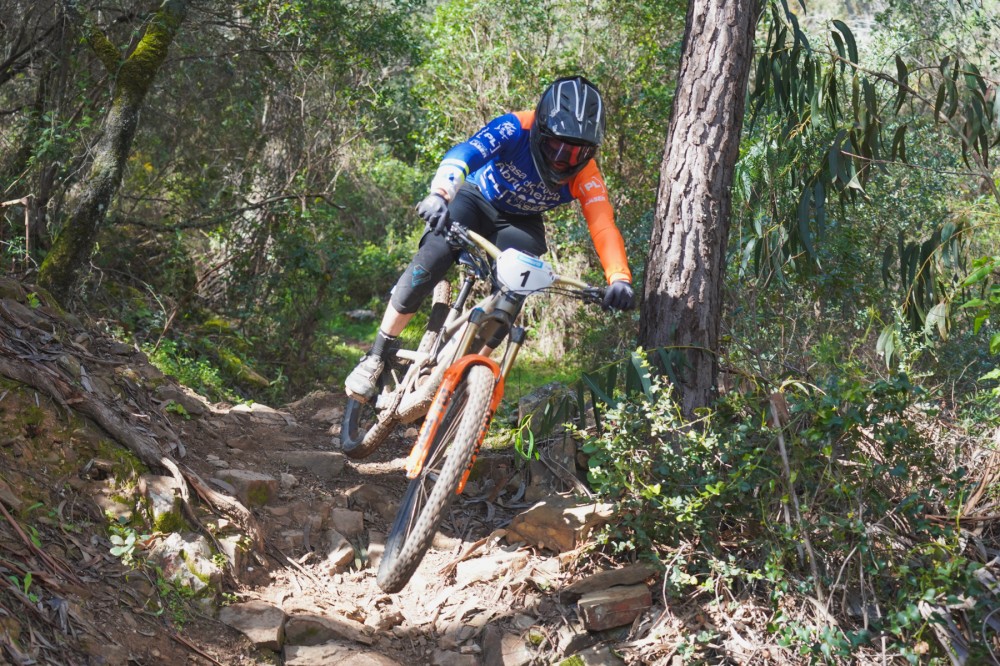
[345,75,635,402]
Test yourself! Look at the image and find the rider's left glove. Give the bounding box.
[416,193,450,235]
[603,280,634,311]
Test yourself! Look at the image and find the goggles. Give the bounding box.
[540,136,596,171]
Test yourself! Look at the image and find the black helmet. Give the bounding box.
[530,76,606,189]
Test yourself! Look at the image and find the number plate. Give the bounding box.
[495,249,556,294]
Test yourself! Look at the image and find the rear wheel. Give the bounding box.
[376,364,495,593]
[340,396,397,459]
[340,281,452,459]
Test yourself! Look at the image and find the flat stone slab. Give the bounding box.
[285,643,399,665]
[285,612,373,646]
[276,450,346,478]
[218,600,286,651]
[215,468,278,506]
[505,497,613,553]
[577,584,652,631]
[560,563,659,601]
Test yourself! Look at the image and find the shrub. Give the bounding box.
[576,358,996,661]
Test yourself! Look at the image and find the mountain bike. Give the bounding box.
[339,221,604,593]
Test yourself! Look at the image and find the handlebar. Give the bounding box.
[445,221,605,304]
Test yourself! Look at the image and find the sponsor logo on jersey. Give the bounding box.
[497,161,527,181]
[469,139,489,158]
[497,121,517,138]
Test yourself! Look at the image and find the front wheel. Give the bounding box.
[376,364,495,593]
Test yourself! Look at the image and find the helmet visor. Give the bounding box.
[540,136,596,174]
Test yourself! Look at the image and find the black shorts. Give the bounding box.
[389,183,548,314]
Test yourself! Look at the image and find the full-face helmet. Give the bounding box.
[530,76,606,189]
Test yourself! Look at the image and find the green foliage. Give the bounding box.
[575,352,996,660]
[109,517,149,568]
[957,253,1000,399]
[163,400,190,419]
[579,381,725,553]
[512,416,539,461]
[8,572,38,604]
[411,0,552,160]
[743,2,998,341]
[154,570,198,628]
[142,338,240,404]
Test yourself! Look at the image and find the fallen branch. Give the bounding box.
[0,502,80,585]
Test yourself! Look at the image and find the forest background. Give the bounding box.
[2,0,1000,662]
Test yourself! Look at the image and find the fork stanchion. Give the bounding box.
[499,326,526,378]
[454,308,487,361]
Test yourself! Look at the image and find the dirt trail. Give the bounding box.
[196,389,632,665]
[0,279,662,666]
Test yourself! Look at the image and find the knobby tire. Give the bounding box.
[340,397,397,459]
[376,364,495,593]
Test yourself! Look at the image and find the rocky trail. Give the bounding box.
[0,280,683,666]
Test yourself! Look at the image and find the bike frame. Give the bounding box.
[400,226,599,492]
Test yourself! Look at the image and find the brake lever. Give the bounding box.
[584,287,605,305]
[446,221,470,250]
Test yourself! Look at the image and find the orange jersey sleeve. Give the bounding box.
[570,162,632,284]
[512,110,534,130]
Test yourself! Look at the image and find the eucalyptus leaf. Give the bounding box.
[934,83,946,119]
[832,20,858,64]
[796,186,815,257]
[959,297,987,310]
[891,124,907,162]
[924,302,949,340]
[582,372,616,411]
[629,351,654,399]
[877,325,896,369]
[960,263,994,287]
[894,55,908,112]
[831,31,846,66]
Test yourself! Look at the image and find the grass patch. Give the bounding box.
[501,354,582,403]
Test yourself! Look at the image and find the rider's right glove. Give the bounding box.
[416,193,450,235]
[603,280,635,311]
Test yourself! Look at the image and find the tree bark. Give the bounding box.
[640,0,761,416]
[38,0,187,303]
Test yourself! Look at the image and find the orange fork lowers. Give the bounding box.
[404,355,505,494]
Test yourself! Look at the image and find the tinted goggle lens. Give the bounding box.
[541,137,595,169]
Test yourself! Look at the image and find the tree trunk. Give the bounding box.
[38,0,187,303]
[639,0,761,416]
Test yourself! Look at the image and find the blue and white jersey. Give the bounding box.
[431,111,575,215]
[427,110,632,285]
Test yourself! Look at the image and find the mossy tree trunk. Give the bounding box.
[639,0,761,416]
[37,0,188,303]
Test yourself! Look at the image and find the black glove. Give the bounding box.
[416,193,450,235]
[603,280,634,311]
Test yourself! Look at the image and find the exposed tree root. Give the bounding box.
[0,295,262,562]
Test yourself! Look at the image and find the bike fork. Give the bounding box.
[452,325,526,493]
[404,324,526,493]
